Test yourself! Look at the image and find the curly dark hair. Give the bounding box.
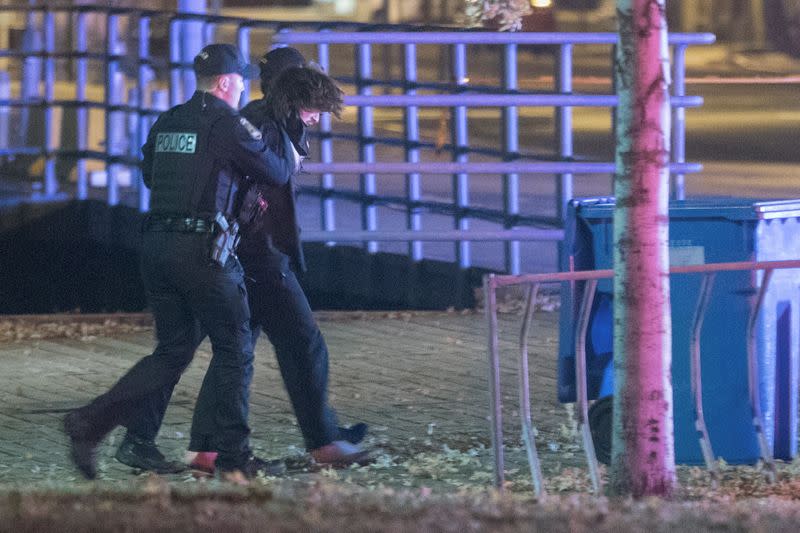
[268,66,344,120]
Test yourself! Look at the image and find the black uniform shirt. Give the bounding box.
[141,91,294,218]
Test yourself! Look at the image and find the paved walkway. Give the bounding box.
[0,308,577,489]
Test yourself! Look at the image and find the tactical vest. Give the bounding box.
[147,93,239,219]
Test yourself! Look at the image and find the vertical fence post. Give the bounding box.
[105,13,126,206]
[203,18,216,47]
[169,18,182,107]
[317,32,337,244]
[451,42,470,269]
[610,42,618,161]
[20,6,42,164]
[237,25,251,107]
[484,274,505,489]
[151,89,169,122]
[502,43,520,275]
[671,43,687,201]
[404,42,422,261]
[0,71,9,154]
[576,278,601,494]
[137,14,151,212]
[21,7,42,98]
[75,11,88,200]
[555,43,573,223]
[127,85,140,198]
[357,42,377,253]
[748,268,777,480]
[555,43,574,272]
[43,8,56,198]
[519,282,545,496]
[151,90,169,112]
[177,0,205,99]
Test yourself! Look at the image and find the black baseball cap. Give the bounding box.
[259,46,306,85]
[193,44,259,79]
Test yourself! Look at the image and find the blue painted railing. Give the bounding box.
[0,4,714,274]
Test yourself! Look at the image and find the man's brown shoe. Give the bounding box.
[310,440,374,468]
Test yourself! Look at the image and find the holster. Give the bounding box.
[210,212,240,266]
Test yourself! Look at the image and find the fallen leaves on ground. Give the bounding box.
[0,315,152,342]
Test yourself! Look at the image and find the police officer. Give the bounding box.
[63,44,294,482]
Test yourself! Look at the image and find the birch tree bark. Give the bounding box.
[610,0,676,497]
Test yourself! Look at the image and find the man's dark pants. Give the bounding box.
[240,248,340,450]
[77,230,255,468]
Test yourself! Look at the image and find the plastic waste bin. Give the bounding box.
[558,197,800,464]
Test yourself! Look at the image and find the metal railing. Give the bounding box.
[483,258,800,495]
[276,30,713,272]
[0,3,715,273]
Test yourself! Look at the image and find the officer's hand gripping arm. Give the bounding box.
[227,117,293,187]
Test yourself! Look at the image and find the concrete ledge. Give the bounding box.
[1,201,486,313]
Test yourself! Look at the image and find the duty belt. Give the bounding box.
[143,215,216,233]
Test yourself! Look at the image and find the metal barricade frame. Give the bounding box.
[484,258,800,494]
[0,3,715,274]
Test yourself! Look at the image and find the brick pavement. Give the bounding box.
[0,309,578,487]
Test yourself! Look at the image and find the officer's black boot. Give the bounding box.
[115,432,187,474]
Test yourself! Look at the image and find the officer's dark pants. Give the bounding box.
[77,231,255,469]
[240,248,340,450]
[127,247,340,453]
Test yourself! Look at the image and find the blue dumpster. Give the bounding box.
[558,197,800,464]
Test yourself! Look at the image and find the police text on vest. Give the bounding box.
[155,132,198,154]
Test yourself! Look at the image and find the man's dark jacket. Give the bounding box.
[238,98,307,273]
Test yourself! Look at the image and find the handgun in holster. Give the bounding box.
[237,184,268,230]
[210,212,240,266]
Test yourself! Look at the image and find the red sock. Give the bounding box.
[190,451,218,472]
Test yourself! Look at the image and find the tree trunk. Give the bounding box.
[610,0,676,497]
